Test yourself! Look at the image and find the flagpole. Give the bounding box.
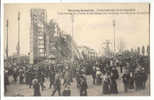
[18,12,20,56]
[113,20,116,57]
[71,14,74,63]
[6,20,9,59]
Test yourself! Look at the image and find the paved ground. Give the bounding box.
[5,73,150,96]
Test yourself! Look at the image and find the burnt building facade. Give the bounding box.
[29,9,47,64]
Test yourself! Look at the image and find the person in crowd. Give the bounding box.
[4,70,9,93]
[46,66,50,79]
[25,69,29,85]
[38,71,46,91]
[91,65,96,85]
[129,71,134,89]
[75,70,81,88]
[96,67,102,85]
[79,75,88,96]
[63,66,72,85]
[134,67,142,91]
[122,69,130,92]
[13,67,18,83]
[49,67,55,89]
[110,67,119,94]
[19,68,24,84]
[51,73,61,96]
[140,67,147,89]
[28,69,33,88]
[120,62,123,73]
[33,78,41,96]
[102,73,111,94]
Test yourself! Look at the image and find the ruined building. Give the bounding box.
[30,9,47,64]
[29,8,84,64]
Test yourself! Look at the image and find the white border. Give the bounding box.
[1,0,153,100]
[3,0,151,3]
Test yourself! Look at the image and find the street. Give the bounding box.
[5,74,150,96]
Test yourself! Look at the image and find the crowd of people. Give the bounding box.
[4,63,88,96]
[4,57,148,96]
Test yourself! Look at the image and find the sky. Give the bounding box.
[4,3,150,56]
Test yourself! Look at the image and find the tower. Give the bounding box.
[30,9,47,64]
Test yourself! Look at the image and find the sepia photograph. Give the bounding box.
[3,3,150,96]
